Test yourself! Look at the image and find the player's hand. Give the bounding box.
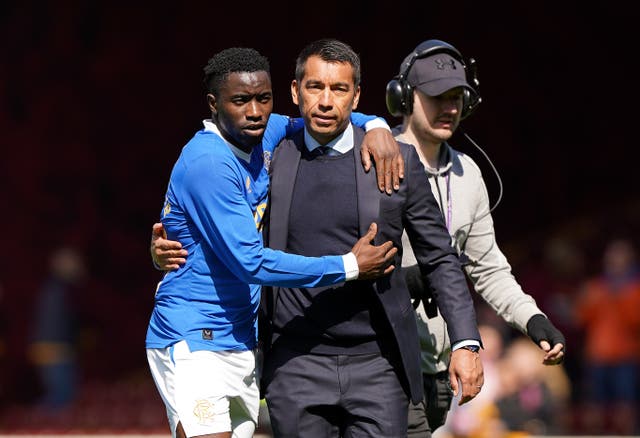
[360,128,404,194]
[449,347,484,406]
[351,223,397,280]
[526,314,566,365]
[150,223,187,271]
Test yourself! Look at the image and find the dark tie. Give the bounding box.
[309,146,326,157]
[309,146,338,158]
[319,146,338,156]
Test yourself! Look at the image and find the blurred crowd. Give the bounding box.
[430,235,640,437]
[1,2,639,436]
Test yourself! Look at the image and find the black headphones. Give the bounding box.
[385,39,481,119]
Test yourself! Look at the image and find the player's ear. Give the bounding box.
[352,85,361,110]
[207,93,217,116]
[291,80,300,106]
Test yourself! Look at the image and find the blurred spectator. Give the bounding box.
[494,337,570,435]
[518,235,585,400]
[441,324,510,438]
[434,331,571,438]
[574,237,640,435]
[26,246,86,411]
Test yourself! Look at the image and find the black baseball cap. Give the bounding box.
[403,51,474,97]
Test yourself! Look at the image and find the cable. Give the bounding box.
[445,131,505,264]
[457,131,504,227]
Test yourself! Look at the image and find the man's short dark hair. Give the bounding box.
[295,38,361,88]
[203,47,270,96]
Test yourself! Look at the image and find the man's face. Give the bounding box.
[409,87,464,144]
[291,55,360,145]
[208,71,273,153]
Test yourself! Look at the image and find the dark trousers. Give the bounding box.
[262,344,409,437]
[407,371,453,437]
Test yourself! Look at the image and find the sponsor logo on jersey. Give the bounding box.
[253,202,267,229]
[263,151,272,171]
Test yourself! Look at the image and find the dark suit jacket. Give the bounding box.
[261,126,479,404]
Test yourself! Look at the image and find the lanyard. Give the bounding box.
[445,174,452,232]
[433,172,452,233]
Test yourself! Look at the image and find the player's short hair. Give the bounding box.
[295,38,361,88]
[203,47,270,96]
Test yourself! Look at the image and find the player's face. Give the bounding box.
[410,87,464,144]
[291,55,360,145]
[208,71,273,153]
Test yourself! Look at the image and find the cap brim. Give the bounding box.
[415,78,473,97]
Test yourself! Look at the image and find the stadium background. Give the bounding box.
[0,1,637,436]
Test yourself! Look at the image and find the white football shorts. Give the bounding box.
[147,340,259,437]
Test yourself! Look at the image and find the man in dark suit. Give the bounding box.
[260,38,483,437]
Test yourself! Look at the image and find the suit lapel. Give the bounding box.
[353,128,381,243]
[269,134,302,251]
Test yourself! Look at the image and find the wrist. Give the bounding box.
[452,340,481,352]
[363,117,391,132]
[459,345,480,354]
[526,313,547,333]
[342,252,359,281]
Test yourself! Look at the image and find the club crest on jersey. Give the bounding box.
[163,201,171,217]
[193,399,215,424]
[263,151,272,171]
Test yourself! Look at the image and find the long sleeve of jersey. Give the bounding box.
[177,137,347,288]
